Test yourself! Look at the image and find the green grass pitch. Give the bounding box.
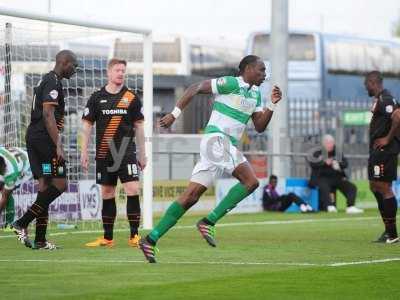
[1,210,399,299]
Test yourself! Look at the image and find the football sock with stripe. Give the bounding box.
[127,195,140,238]
[102,198,116,240]
[382,196,398,239]
[35,209,49,243]
[17,186,62,228]
[373,192,385,220]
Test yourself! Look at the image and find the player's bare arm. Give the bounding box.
[43,103,64,163]
[251,85,282,132]
[374,109,400,149]
[160,80,212,128]
[134,119,147,170]
[80,120,94,173]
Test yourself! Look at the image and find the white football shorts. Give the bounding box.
[190,133,247,188]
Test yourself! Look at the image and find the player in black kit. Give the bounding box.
[12,50,78,250]
[365,71,400,244]
[81,58,146,248]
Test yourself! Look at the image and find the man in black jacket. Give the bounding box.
[307,134,363,213]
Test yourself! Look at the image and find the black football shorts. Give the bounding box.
[95,157,139,185]
[368,149,398,182]
[26,137,67,179]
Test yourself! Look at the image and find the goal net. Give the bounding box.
[0,13,152,229]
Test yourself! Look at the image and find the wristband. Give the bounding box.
[171,107,182,119]
[266,102,277,111]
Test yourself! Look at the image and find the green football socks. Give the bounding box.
[148,201,186,244]
[5,194,15,225]
[206,183,250,225]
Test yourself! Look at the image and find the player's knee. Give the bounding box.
[123,181,140,196]
[38,182,48,192]
[179,190,200,208]
[53,181,67,193]
[186,192,200,206]
[381,185,393,198]
[246,179,259,193]
[101,185,116,199]
[369,181,377,192]
[371,182,393,198]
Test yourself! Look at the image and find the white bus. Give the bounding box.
[247,31,400,100]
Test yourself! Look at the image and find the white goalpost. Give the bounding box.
[0,7,153,229]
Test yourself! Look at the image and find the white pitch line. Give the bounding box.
[0,216,379,239]
[328,258,400,267]
[0,258,399,268]
[183,216,378,229]
[0,258,319,267]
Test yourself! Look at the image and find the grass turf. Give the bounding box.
[1,210,400,299]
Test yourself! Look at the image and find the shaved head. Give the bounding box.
[56,50,77,64]
[364,70,384,97]
[54,49,78,79]
[366,71,383,85]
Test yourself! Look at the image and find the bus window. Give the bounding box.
[326,39,400,75]
[252,33,316,61]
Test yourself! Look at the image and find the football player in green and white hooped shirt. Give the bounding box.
[0,147,32,230]
[139,55,282,263]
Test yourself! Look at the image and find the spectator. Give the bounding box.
[262,175,313,213]
[307,134,363,213]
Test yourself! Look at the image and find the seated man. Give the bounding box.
[262,175,313,212]
[0,147,32,230]
[307,134,363,213]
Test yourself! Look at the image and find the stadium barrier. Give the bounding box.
[216,177,400,215]
[155,150,372,181]
[215,177,319,214]
[216,178,268,214]
[284,178,319,212]
[3,177,400,228]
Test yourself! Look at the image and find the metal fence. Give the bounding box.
[239,98,372,157]
[154,151,370,181]
[64,97,375,181]
[147,97,376,180]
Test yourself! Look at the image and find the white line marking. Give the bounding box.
[0,216,379,239]
[1,217,397,268]
[184,216,378,228]
[328,258,400,267]
[0,259,318,267]
[0,258,399,268]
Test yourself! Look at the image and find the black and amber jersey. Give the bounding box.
[370,89,400,153]
[27,71,65,140]
[82,85,144,162]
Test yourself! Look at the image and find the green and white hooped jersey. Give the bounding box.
[0,147,31,190]
[205,76,263,145]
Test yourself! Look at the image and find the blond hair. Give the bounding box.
[107,58,127,69]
